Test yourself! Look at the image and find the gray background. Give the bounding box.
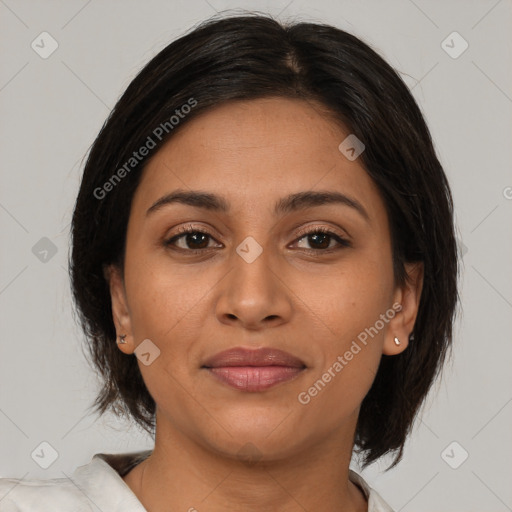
[1,0,511,510]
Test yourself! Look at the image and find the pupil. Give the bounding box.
[187,233,209,249]
[310,233,329,249]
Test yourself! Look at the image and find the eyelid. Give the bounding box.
[293,223,350,242]
[166,223,349,242]
[172,223,222,241]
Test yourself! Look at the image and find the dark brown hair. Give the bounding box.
[69,12,460,469]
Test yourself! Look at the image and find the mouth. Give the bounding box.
[202,347,306,392]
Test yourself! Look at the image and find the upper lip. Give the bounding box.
[202,347,306,368]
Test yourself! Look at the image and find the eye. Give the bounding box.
[164,224,351,255]
[292,227,351,254]
[164,224,222,253]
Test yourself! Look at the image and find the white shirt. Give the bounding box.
[0,450,394,511]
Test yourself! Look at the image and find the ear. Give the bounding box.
[383,261,424,356]
[103,263,134,354]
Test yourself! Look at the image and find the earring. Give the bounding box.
[394,336,400,346]
[117,334,127,344]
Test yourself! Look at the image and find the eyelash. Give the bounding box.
[164,224,351,256]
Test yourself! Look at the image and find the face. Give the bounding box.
[107,97,422,461]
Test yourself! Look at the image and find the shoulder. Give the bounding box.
[349,469,395,512]
[0,450,151,512]
[0,475,92,512]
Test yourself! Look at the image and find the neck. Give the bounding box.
[123,415,367,512]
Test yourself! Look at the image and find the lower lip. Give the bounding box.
[205,366,305,392]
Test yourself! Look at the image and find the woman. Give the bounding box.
[0,12,459,512]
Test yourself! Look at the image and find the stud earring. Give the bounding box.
[394,336,400,346]
[117,334,127,344]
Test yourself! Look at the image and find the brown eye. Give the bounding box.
[164,226,222,253]
[293,228,351,253]
[163,225,351,256]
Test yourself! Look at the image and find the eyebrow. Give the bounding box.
[146,189,370,222]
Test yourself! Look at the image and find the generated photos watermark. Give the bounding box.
[93,97,198,200]
[297,302,402,405]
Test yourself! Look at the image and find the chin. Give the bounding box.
[196,410,309,462]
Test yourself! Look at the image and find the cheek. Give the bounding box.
[124,251,206,340]
[297,256,393,402]
[123,260,205,408]
[294,253,393,340]
[297,346,381,427]
[297,269,392,415]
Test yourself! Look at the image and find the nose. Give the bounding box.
[214,240,293,331]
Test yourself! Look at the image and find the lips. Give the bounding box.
[202,347,306,392]
[203,347,305,369]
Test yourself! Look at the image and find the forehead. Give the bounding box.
[131,97,386,225]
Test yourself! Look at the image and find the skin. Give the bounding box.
[105,97,423,512]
